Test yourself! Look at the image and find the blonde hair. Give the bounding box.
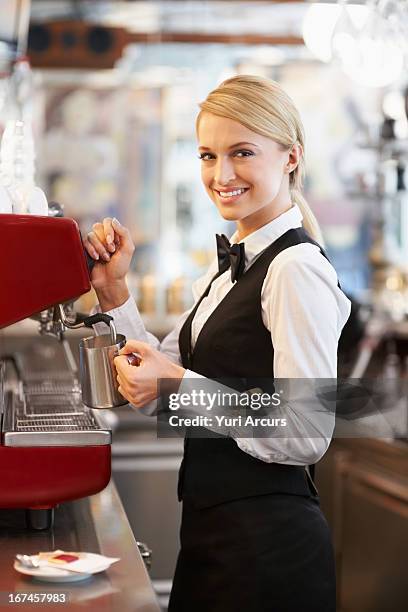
[197,75,324,245]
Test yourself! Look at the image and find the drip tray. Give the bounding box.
[2,392,111,447]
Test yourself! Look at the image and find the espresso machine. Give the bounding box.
[0,212,114,530]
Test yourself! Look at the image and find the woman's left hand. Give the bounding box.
[114,340,186,408]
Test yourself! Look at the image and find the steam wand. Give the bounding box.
[36,304,117,382]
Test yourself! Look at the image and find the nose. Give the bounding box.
[214,156,236,186]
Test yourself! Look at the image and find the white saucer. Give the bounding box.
[14,561,92,582]
[14,554,111,583]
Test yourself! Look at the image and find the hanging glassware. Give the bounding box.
[0,57,48,214]
[331,0,360,69]
[303,1,406,89]
[332,0,405,88]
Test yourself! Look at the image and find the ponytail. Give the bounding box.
[291,189,325,247]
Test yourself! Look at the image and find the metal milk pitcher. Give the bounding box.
[79,333,128,409]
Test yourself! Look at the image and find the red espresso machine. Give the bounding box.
[0,213,112,529]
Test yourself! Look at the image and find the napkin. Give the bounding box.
[38,550,120,574]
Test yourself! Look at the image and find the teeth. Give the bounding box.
[219,188,246,197]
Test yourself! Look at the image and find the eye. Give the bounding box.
[233,149,254,158]
[198,152,215,161]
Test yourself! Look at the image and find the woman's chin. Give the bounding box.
[216,207,241,221]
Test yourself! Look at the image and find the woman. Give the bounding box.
[85,75,350,612]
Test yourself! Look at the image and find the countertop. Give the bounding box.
[0,481,161,611]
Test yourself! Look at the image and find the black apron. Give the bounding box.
[168,228,337,612]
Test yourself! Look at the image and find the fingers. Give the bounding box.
[116,372,157,409]
[86,217,134,262]
[117,379,136,405]
[83,238,100,261]
[103,218,116,253]
[114,354,134,375]
[119,340,150,357]
[116,366,143,406]
[112,218,135,255]
[114,357,142,385]
[117,384,144,408]
[87,223,111,262]
[112,217,129,238]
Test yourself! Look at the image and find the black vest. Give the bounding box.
[177,227,333,509]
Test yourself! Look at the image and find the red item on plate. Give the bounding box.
[52,554,79,563]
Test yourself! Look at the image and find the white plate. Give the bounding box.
[14,561,92,582]
[14,554,112,583]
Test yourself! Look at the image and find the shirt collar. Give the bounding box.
[230,204,303,265]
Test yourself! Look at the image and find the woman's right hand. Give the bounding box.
[83,217,135,308]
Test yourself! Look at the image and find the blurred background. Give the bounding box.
[0,1,407,610]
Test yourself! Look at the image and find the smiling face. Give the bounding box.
[197,112,299,238]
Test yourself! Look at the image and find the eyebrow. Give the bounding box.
[198,141,260,150]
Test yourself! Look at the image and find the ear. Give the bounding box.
[286,143,303,174]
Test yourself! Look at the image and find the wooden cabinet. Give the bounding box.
[317,439,408,612]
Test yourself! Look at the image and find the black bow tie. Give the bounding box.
[216,234,246,283]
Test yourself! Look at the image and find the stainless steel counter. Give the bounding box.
[0,481,161,611]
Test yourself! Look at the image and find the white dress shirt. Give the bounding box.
[93,205,351,466]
